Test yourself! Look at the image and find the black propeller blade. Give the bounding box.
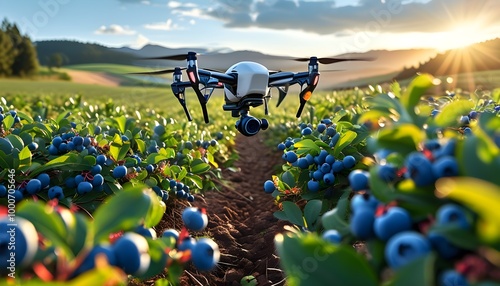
[128,67,186,75]
[142,52,200,61]
[293,57,374,64]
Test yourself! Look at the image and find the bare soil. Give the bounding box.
[155,133,288,286]
[64,70,122,86]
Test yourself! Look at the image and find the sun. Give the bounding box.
[436,23,487,52]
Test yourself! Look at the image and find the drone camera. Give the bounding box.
[235,113,269,137]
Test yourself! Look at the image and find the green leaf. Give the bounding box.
[281,171,296,188]
[93,185,152,243]
[282,201,305,227]
[146,153,169,164]
[435,177,500,246]
[294,139,321,156]
[384,253,435,286]
[17,201,73,259]
[137,239,169,279]
[457,130,500,185]
[333,130,357,157]
[273,210,288,221]
[401,74,434,113]
[321,208,350,235]
[6,134,24,150]
[303,200,322,229]
[177,167,188,181]
[275,233,378,286]
[144,191,164,228]
[185,174,203,189]
[434,100,475,127]
[3,114,15,129]
[136,138,146,154]
[31,153,91,176]
[190,159,210,174]
[371,124,424,155]
[114,115,127,134]
[159,147,175,159]
[109,141,130,161]
[0,138,14,155]
[18,146,32,168]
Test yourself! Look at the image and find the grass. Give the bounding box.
[0,78,176,110]
[64,63,171,86]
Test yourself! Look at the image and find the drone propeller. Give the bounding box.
[141,52,200,61]
[294,57,373,64]
[128,67,186,75]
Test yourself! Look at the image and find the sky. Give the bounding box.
[1,0,500,57]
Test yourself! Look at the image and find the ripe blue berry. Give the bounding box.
[436,204,470,229]
[404,152,435,186]
[439,270,468,286]
[377,164,397,182]
[323,173,335,185]
[322,229,342,243]
[283,151,298,163]
[307,179,320,192]
[350,193,379,214]
[191,238,220,271]
[77,182,93,194]
[36,173,50,189]
[350,208,375,240]
[112,165,128,178]
[52,136,63,147]
[145,164,155,173]
[113,233,150,276]
[374,207,412,241]
[162,229,179,243]
[297,158,310,169]
[92,174,104,187]
[263,180,276,193]
[342,155,356,169]
[277,143,286,150]
[48,186,64,200]
[385,231,431,269]
[154,125,166,136]
[182,207,208,232]
[317,124,327,133]
[26,179,42,195]
[432,156,459,178]
[301,127,313,136]
[73,136,84,146]
[348,170,369,191]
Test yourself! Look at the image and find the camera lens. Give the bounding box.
[238,115,261,136]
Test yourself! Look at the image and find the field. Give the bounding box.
[0,73,499,286]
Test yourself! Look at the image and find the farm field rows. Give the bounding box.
[0,74,499,286]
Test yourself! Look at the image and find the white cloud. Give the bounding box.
[95,24,136,35]
[144,19,182,30]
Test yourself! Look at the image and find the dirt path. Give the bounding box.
[64,70,122,87]
[179,133,287,286]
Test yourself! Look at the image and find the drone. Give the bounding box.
[131,51,369,136]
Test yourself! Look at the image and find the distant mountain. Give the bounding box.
[394,38,500,80]
[35,40,133,66]
[34,39,441,89]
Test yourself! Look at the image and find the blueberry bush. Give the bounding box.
[267,74,500,286]
[0,94,233,284]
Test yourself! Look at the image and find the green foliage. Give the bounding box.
[268,74,500,285]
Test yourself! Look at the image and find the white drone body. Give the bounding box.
[224,61,270,102]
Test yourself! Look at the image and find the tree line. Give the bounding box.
[0,18,39,77]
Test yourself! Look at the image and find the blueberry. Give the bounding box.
[75,174,85,185]
[350,208,375,240]
[91,164,102,175]
[66,177,77,188]
[264,180,276,193]
[326,126,336,137]
[350,193,379,214]
[317,124,327,133]
[154,125,166,136]
[178,236,197,251]
[284,151,298,163]
[77,182,93,194]
[26,179,42,195]
[182,207,208,231]
[96,155,106,166]
[0,218,38,270]
[322,229,342,243]
[28,142,38,151]
[404,152,435,186]
[145,164,155,173]
[331,160,344,173]
[0,185,6,197]
[312,170,324,181]
[436,204,470,230]
[348,170,369,191]
[330,133,340,147]
[297,158,310,169]
[36,173,50,189]
[191,238,220,271]
[377,164,397,182]
[121,135,129,142]
[459,115,470,125]
[161,229,179,243]
[83,137,91,147]
[113,233,150,275]
[48,144,59,155]
[468,111,478,119]
[52,137,63,148]
[342,155,356,169]
[48,186,64,200]
[323,173,335,185]
[320,163,331,173]
[277,143,286,150]
[439,270,469,286]
[374,207,412,241]
[307,180,320,192]
[73,136,84,146]
[92,174,104,187]
[384,231,431,269]
[112,165,128,179]
[432,156,459,178]
[134,225,157,239]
